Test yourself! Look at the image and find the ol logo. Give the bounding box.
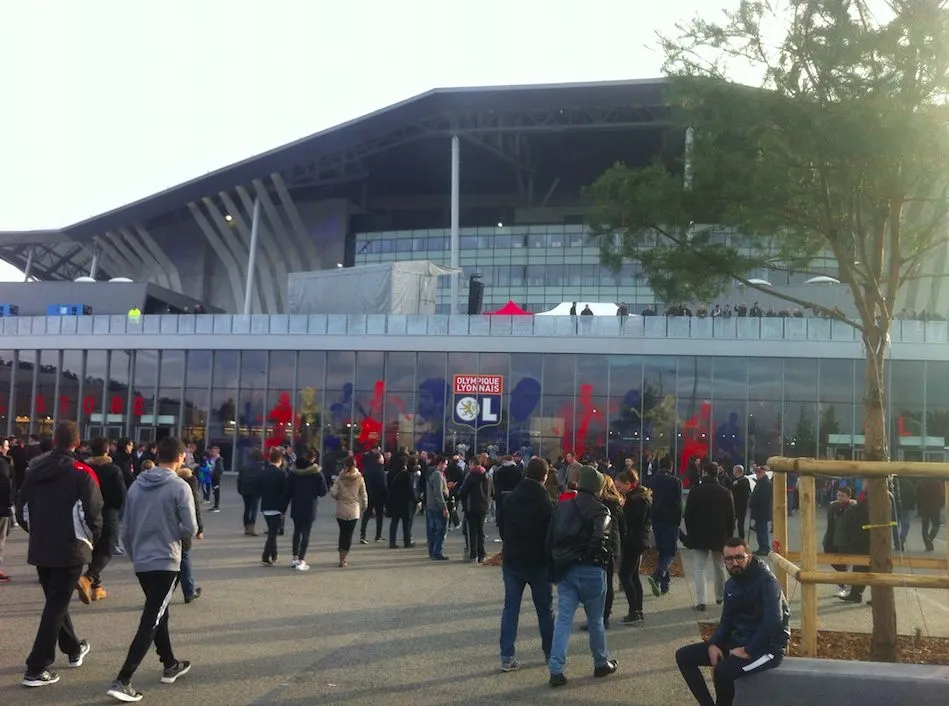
[452,374,504,429]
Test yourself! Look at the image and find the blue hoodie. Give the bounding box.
[121,465,197,573]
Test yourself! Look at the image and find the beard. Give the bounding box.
[727,565,746,577]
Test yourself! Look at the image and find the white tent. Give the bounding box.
[537,302,640,316]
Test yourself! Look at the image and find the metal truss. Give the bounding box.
[0,241,101,282]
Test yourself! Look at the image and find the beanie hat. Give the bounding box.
[577,465,604,494]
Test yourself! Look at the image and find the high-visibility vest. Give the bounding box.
[128,307,141,322]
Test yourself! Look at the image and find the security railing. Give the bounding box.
[1,313,947,343]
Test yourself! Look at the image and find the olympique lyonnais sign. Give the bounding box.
[452,374,504,429]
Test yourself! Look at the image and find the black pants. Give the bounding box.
[735,508,747,540]
[604,554,616,621]
[465,510,486,560]
[849,564,870,597]
[338,518,358,551]
[87,508,120,585]
[922,514,941,548]
[676,640,782,706]
[242,494,259,526]
[620,548,645,614]
[262,515,281,562]
[212,478,221,509]
[26,565,84,673]
[389,511,414,546]
[361,495,385,539]
[117,571,179,684]
[292,520,313,560]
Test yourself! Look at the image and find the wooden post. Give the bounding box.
[799,474,818,657]
[772,469,789,595]
[945,481,949,576]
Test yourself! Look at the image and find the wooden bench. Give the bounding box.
[735,657,949,705]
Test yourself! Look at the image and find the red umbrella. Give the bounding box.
[484,300,533,316]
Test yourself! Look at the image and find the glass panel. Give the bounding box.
[353,351,385,453]
[714,398,747,468]
[210,351,239,470]
[478,352,510,455]
[108,351,132,437]
[296,351,325,458]
[130,350,160,443]
[12,351,36,437]
[183,351,211,446]
[157,350,185,440]
[82,350,107,437]
[58,350,83,424]
[0,349,12,434]
[607,355,643,463]
[35,351,59,438]
[324,351,355,459]
[541,355,575,459]
[642,356,679,476]
[415,351,447,452]
[925,362,949,448]
[446,352,478,456]
[574,355,608,461]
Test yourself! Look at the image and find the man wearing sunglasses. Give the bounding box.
[675,537,790,706]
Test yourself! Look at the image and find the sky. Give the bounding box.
[0,0,733,281]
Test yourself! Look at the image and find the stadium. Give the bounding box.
[2,78,949,471]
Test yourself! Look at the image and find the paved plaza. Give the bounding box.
[0,478,947,704]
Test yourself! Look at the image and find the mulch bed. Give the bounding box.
[698,622,949,665]
[482,548,685,578]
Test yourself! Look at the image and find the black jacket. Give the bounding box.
[493,461,523,500]
[622,487,652,552]
[731,476,751,513]
[238,461,264,497]
[894,477,916,513]
[180,470,203,552]
[458,468,490,514]
[683,480,735,551]
[823,499,854,553]
[749,475,773,522]
[646,470,683,525]
[86,456,127,512]
[709,557,790,658]
[834,500,870,555]
[603,497,624,556]
[500,478,555,569]
[387,468,418,514]
[287,463,328,524]
[15,451,104,567]
[210,456,225,482]
[546,491,611,581]
[113,449,135,488]
[0,455,12,516]
[362,453,387,498]
[258,463,289,514]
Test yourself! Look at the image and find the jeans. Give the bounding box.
[500,564,553,661]
[922,513,941,549]
[425,508,447,557]
[360,494,386,540]
[292,520,313,560]
[117,571,180,684]
[179,550,195,599]
[389,512,414,547]
[201,480,211,502]
[26,565,84,673]
[242,494,259,527]
[338,518,358,552]
[735,508,747,540]
[465,510,486,560]
[262,514,281,562]
[676,640,782,706]
[652,521,679,591]
[620,548,644,614]
[548,564,610,676]
[212,480,221,509]
[753,517,770,554]
[692,549,725,605]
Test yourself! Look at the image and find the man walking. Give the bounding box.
[425,456,450,560]
[208,446,224,512]
[16,422,103,688]
[497,458,555,671]
[546,465,617,687]
[359,445,387,543]
[730,465,751,540]
[683,463,735,610]
[0,436,14,583]
[675,537,790,706]
[78,438,127,602]
[645,462,683,596]
[748,466,773,556]
[107,437,196,702]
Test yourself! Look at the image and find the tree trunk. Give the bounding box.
[862,340,898,662]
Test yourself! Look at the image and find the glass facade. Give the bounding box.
[352,226,840,314]
[4,348,946,471]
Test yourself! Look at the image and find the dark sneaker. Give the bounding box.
[161,660,191,684]
[184,587,202,604]
[360,538,370,545]
[432,554,450,561]
[549,673,567,688]
[107,679,143,702]
[500,657,519,672]
[209,507,220,513]
[69,640,91,667]
[620,613,641,624]
[76,574,93,604]
[260,558,274,567]
[593,659,618,678]
[695,604,707,611]
[646,574,661,597]
[23,670,60,687]
[838,593,863,603]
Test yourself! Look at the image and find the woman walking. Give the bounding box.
[330,456,368,566]
[387,454,418,548]
[616,469,653,622]
[457,463,490,563]
[287,444,328,571]
[599,475,626,629]
[238,448,264,536]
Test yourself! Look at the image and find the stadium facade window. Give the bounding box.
[36,350,59,438]
[210,351,239,471]
[158,350,185,440]
[12,351,37,437]
[237,351,267,469]
[59,350,84,426]
[183,350,211,446]
[0,349,12,436]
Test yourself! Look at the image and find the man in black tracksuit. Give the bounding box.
[360,447,387,543]
[676,537,790,706]
[493,456,523,534]
[730,465,751,539]
[78,438,127,602]
[16,422,103,688]
[835,495,871,603]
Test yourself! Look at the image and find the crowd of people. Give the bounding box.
[10,427,938,704]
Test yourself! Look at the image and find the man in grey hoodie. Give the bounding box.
[107,437,197,703]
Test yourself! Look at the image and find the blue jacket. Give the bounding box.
[645,470,682,525]
[710,557,790,658]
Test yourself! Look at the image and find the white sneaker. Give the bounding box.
[290,558,300,568]
[294,561,310,571]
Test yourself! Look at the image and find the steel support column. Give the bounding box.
[23,246,35,281]
[89,245,100,279]
[187,202,245,312]
[450,134,460,314]
[134,225,183,292]
[219,190,282,313]
[243,198,262,315]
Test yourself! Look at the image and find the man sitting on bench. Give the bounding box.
[675,537,791,706]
